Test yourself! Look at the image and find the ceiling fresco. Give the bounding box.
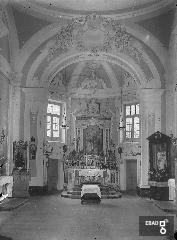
[48,60,136,97]
[4,0,174,93]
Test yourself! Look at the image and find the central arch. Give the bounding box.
[28,51,161,90]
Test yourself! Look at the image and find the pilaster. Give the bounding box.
[0,74,9,174]
[139,88,164,188]
[173,91,177,137]
[23,87,48,186]
[114,96,120,145]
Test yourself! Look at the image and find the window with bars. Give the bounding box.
[47,102,61,141]
[125,103,140,141]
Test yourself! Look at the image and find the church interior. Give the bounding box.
[0,0,177,239]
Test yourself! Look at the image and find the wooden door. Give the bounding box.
[47,159,58,192]
[126,160,137,190]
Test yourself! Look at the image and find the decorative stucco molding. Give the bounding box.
[123,142,141,158]
[47,15,142,64]
[17,21,167,78]
[0,7,8,38]
[48,72,67,98]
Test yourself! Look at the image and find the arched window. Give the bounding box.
[125,103,140,141]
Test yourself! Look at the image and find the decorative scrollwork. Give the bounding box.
[0,129,5,144]
[47,14,144,62]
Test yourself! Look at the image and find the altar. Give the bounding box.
[64,154,119,190]
[62,98,120,197]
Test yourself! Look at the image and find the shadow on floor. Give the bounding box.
[29,187,62,196]
[123,190,137,196]
[0,235,13,240]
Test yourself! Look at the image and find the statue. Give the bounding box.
[29,137,37,160]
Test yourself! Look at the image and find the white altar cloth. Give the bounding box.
[81,184,101,198]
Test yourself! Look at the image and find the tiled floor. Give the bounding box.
[0,193,175,240]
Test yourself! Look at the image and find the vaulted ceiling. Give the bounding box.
[13,0,174,21]
[1,0,176,96]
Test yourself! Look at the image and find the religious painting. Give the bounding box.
[83,125,103,154]
[147,131,172,181]
[156,148,167,170]
[151,142,168,171]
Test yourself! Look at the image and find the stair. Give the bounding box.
[61,185,122,199]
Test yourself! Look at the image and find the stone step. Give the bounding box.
[72,188,81,191]
[61,191,72,198]
[67,190,118,195]
[70,191,81,195]
[61,190,122,199]
[62,185,121,200]
[70,194,122,199]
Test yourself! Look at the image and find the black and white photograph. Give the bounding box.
[0,0,177,239]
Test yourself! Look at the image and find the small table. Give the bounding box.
[81,184,101,204]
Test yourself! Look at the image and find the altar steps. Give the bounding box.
[61,186,122,199]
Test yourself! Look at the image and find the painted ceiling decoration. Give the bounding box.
[41,14,159,88]
[48,14,140,60]
[45,57,140,101]
[78,62,108,90]
[48,71,67,98]
[8,2,168,91]
[122,72,137,90]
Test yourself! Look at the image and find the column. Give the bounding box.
[175,159,177,209]
[57,160,64,190]
[114,96,121,188]
[0,75,9,174]
[139,88,164,188]
[114,96,120,145]
[173,91,177,137]
[69,112,76,151]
